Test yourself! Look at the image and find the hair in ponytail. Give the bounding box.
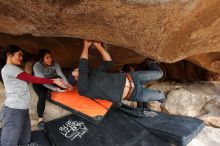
[1,45,23,65]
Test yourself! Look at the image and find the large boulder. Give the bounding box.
[199,101,220,128]
[149,81,220,127]
[163,87,210,116]
[0,0,219,72]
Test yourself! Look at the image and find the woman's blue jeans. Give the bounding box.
[129,63,165,102]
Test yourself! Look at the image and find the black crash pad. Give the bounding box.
[0,129,50,146]
[31,130,51,146]
[119,105,205,146]
[45,107,169,146]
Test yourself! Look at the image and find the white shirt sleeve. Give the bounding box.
[7,65,23,78]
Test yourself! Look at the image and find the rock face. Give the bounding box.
[149,81,220,128]
[163,87,210,116]
[0,0,219,72]
[0,33,145,70]
[161,60,208,82]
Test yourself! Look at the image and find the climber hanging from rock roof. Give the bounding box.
[71,40,165,105]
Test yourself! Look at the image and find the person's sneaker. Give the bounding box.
[37,121,45,130]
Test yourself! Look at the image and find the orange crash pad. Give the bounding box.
[48,88,112,124]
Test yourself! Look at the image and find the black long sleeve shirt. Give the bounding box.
[77,58,126,104]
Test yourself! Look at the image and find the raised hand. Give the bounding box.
[84,40,93,48]
[93,41,102,48]
[93,41,112,61]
